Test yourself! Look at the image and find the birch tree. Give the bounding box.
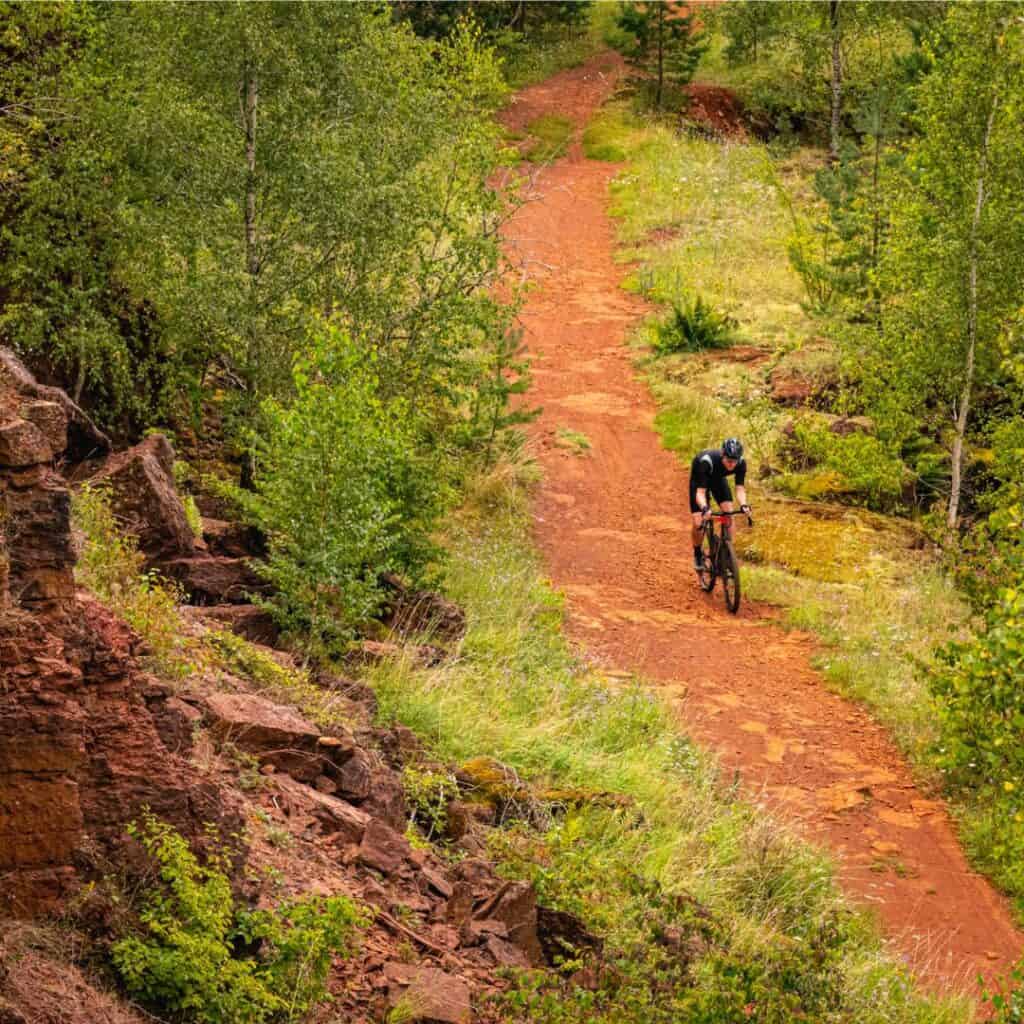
[860,4,1024,529]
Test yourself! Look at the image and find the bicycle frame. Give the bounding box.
[697,510,753,613]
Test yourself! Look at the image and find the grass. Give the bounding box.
[359,463,971,1024]
[520,114,574,163]
[555,426,592,454]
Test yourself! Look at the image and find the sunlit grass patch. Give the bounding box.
[555,426,592,454]
[521,114,574,163]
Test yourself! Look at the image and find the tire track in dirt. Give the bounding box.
[502,52,1022,1000]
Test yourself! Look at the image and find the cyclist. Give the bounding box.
[690,437,751,571]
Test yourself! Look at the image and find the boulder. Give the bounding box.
[88,435,195,562]
[202,692,339,782]
[769,368,815,406]
[273,774,368,845]
[356,767,407,831]
[0,347,110,462]
[474,880,543,966]
[0,418,57,468]
[357,820,411,876]
[160,555,265,605]
[3,469,75,606]
[194,604,279,645]
[201,518,265,559]
[829,414,875,437]
[384,963,471,1024]
[380,573,467,643]
[335,749,373,801]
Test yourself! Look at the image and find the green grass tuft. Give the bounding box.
[521,114,574,163]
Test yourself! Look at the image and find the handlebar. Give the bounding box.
[705,510,754,526]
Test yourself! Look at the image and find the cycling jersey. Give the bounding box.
[689,448,746,513]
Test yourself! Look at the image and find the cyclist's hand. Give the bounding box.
[740,503,751,515]
[700,505,712,520]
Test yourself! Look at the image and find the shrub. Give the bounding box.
[652,296,737,354]
[785,422,906,511]
[111,814,367,1024]
[930,588,1024,798]
[402,765,459,842]
[233,329,447,655]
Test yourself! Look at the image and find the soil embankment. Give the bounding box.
[502,51,1022,996]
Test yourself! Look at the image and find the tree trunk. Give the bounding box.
[656,4,664,111]
[948,94,998,531]
[243,68,259,284]
[828,0,842,165]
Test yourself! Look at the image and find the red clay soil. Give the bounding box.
[502,52,1023,1002]
[685,82,748,138]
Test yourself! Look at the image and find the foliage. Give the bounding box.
[2,4,513,449]
[111,813,367,1023]
[784,421,906,511]
[402,765,459,842]
[844,5,1024,528]
[652,295,737,355]
[231,329,446,655]
[930,587,1024,799]
[614,1,707,111]
[71,484,190,678]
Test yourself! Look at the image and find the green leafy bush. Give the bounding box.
[233,329,446,654]
[402,766,459,842]
[652,296,737,354]
[930,588,1024,799]
[111,814,366,1024]
[784,422,906,511]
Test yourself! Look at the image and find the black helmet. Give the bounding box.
[722,437,744,460]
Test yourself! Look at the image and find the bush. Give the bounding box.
[234,329,447,655]
[652,295,737,354]
[930,588,1024,798]
[785,422,906,511]
[111,813,367,1024]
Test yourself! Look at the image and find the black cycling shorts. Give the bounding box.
[689,475,733,513]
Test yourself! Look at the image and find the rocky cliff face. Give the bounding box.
[0,348,234,916]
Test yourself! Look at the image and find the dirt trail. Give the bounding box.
[502,52,1022,998]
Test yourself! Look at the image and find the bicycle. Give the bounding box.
[696,509,753,614]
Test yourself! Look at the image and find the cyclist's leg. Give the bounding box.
[711,479,735,539]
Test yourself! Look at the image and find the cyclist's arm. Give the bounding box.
[736,484,748,508]
[695,486,709,510]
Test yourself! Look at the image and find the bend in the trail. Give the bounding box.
[502,51,1022,998]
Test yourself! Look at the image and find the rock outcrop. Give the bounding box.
[0,352,236,917]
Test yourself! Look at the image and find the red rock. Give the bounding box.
[476,881,543,966]
[769,368,815,406]
[200,517,263,558]
[357,768,407,831]
[3,470,75,607]
[192,603,279,644]
[384,963,471,1024]
[336,750,373,800]
[380,573,467,643]
[0,347,109,461]
[202,692,328,782]
[161,556,265,605]
[273,774,368,845]
[485,933,530,968]
[421,866,453,899]
[357,820,411,876]
[0,418,55,467]
[88,435,195,562]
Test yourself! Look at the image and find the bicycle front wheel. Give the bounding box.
[720,540,741,613]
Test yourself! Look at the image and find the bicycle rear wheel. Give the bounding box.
[719,540,741,613]
[698,533,716,592]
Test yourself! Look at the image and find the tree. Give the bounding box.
[616,1,707,111]
[856,5,1024,530]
